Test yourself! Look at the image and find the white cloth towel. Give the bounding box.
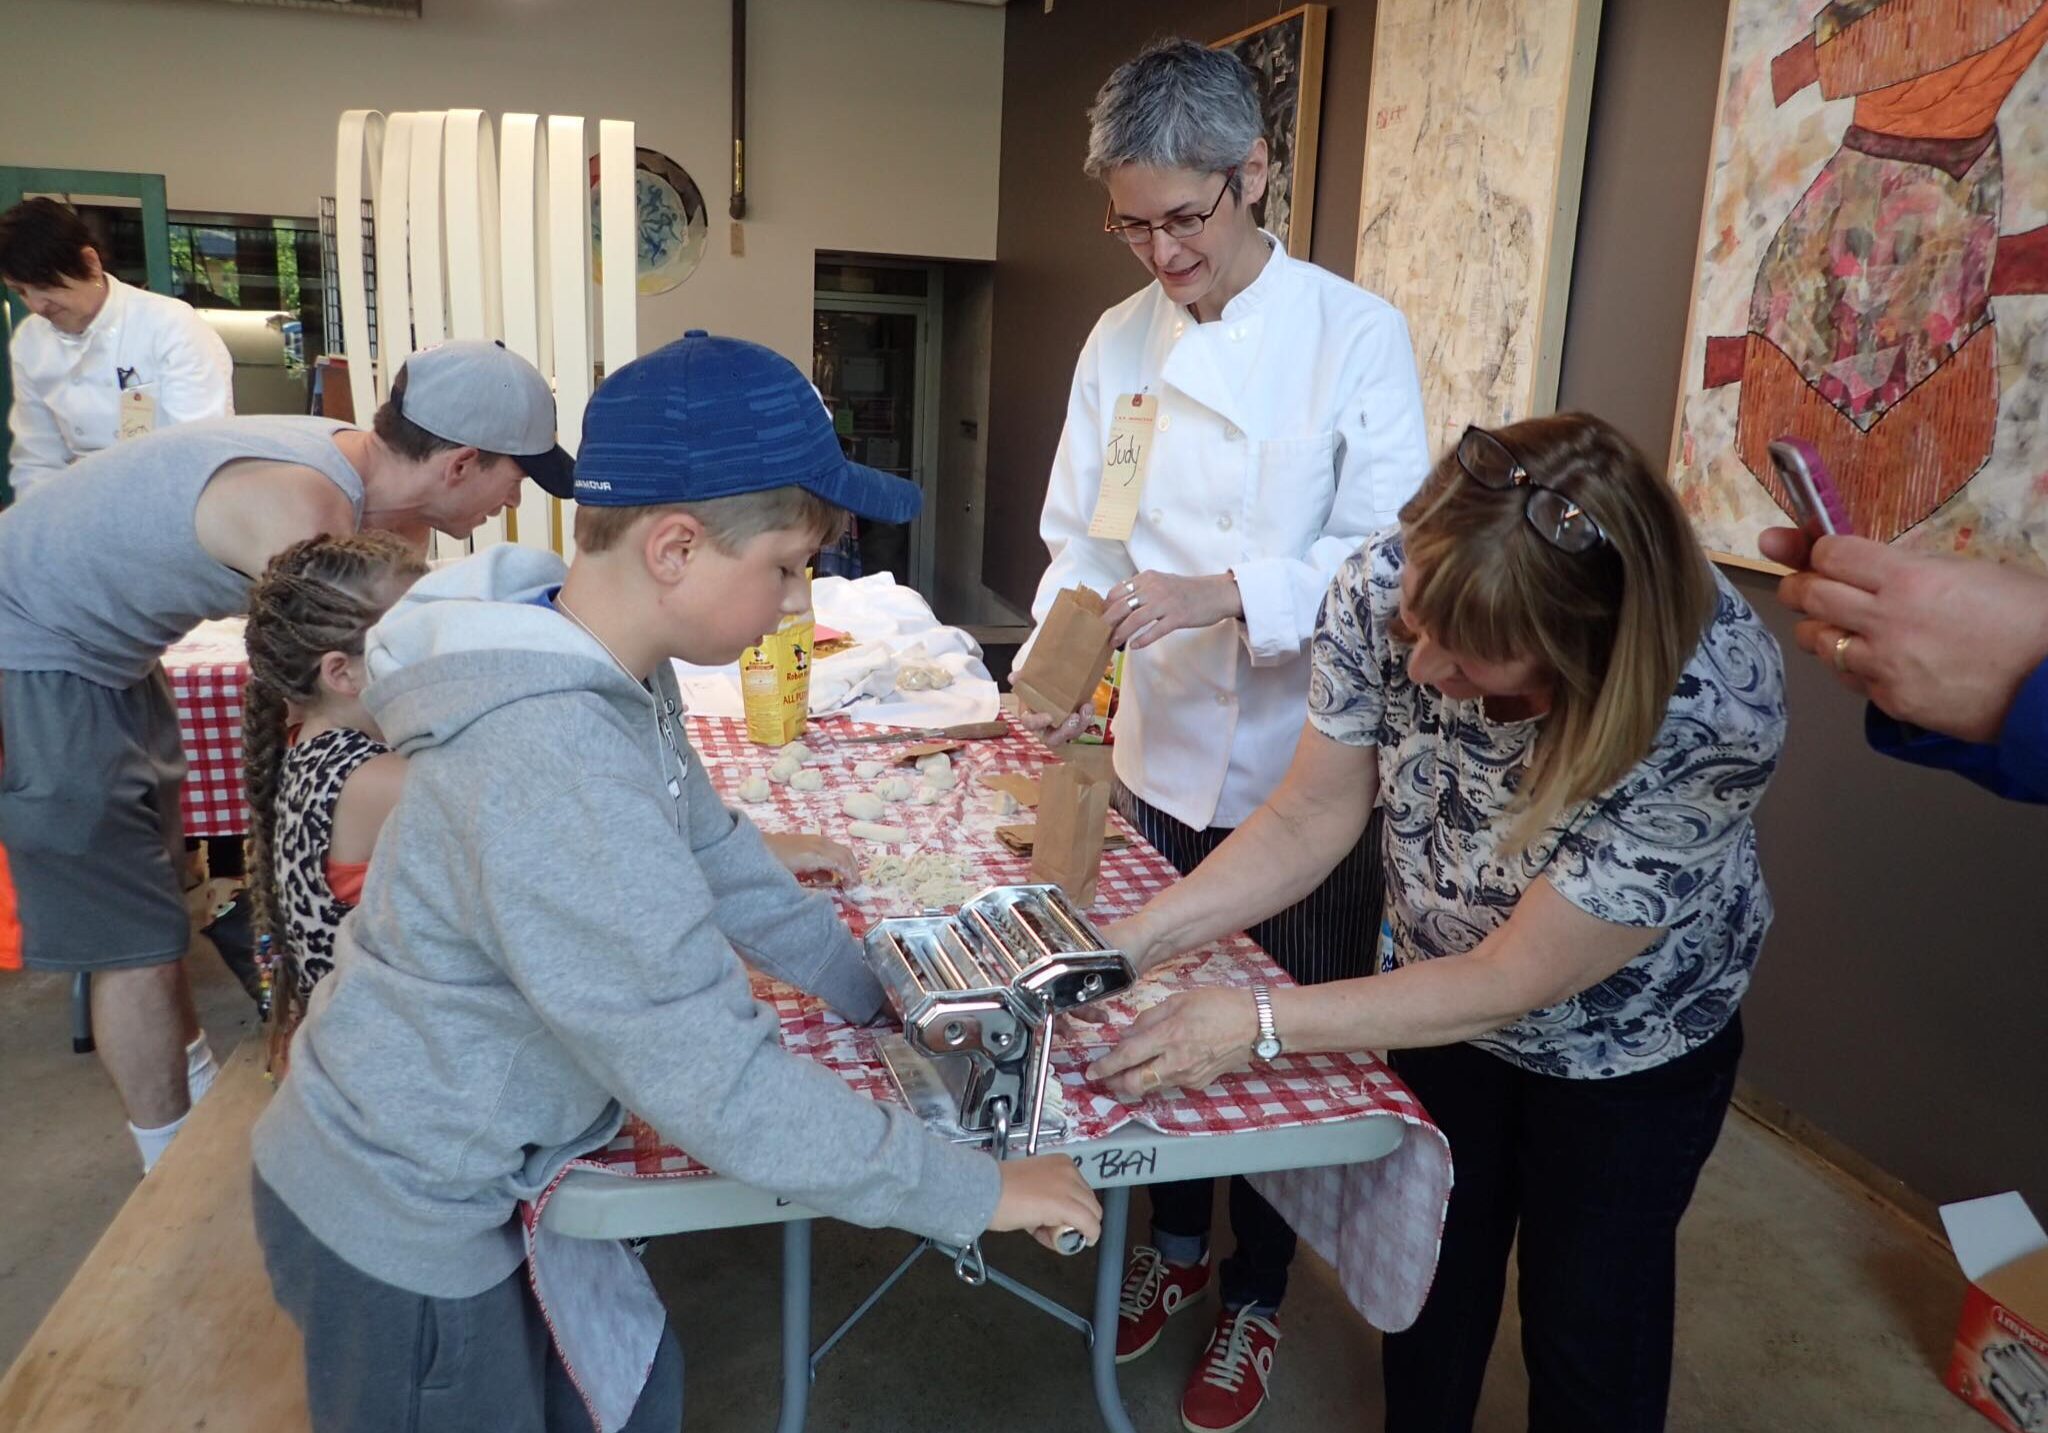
[671,573,999,728]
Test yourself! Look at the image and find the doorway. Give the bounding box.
[812,256,941,596]
[813,253,1020,633]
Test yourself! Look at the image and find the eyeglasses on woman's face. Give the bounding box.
[1454,426,1608,554]
[1104,167,1238,246]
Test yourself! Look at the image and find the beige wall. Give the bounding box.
[0,0,1005,364]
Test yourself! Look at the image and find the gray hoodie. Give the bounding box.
[251,545,1001,1298]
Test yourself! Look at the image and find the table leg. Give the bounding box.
[1089,1186,1137,1433]
[777,1218,814,1433]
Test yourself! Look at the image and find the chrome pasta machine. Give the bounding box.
[864,883,1131,1271]
[863,883,1133,1155]
[1984,1340,2048,1431]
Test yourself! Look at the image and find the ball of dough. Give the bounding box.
[789,768,825,792]
[843,792,887,821]
[736,774,772,803]
[916,752,952,778]
[912,783,945,806]
[782,741,814,764]
[854,760,887,779]
[875,777,913,802]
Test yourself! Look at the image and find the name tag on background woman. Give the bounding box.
[1087,392,1158,540]
[117,386,158,441]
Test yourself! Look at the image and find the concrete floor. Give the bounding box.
[1,949,1984,1432]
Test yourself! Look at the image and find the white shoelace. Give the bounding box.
[1198,1307,1269,1392]
[1118,1247,1168,1321]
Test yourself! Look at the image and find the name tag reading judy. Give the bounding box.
[117,386,158,441]
[1086,392,1158,541]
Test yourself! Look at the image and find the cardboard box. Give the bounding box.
[740,610,814,747]
[1942,1193,2048,1432]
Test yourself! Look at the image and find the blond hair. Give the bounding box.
[573,485,845,556]
[1397,413,1718,849]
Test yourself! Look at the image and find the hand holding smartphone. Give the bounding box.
[1768,437,1855,541]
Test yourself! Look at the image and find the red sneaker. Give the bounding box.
[1114,1245,1212,1363]
[1179,1306,1281,1433]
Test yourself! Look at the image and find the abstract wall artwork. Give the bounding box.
[1213,5,1328,258]
[1670,0,2048,568]
[1354,0,1604,454]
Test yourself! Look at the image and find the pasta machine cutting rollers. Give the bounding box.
[862,884,1134,1268]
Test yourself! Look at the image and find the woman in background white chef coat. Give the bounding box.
[1015,37,1428,1432]
[2,197,232,500]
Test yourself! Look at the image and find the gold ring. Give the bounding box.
[1141,1067,1163,1092]
[1832,632,1854,673]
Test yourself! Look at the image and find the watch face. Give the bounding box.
[1254,1036,1282,1061]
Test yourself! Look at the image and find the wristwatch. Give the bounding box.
[1251,983,1283,1062]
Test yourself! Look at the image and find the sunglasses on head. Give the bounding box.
[1453,426,1608,554]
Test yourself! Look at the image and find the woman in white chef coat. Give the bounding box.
[2,197,233,501]
[1016,38,1428,1431]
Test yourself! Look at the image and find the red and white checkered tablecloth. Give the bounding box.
[153,620,1451,1320]
[534,715,1454,1331]
[163,620,251,839]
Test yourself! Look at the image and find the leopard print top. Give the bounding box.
[275,727,388,998]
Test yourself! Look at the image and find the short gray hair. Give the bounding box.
[1085,38,1263,192]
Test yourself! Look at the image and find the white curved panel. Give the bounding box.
[598,119,637,382]
[499,114,557,552]
[547,114,591,558]
[497,115,547,372]
[406,111,449,349]
[444,109,500,341]
[373,111,417,399]
[334,109,385,423]
[445,110,508,549]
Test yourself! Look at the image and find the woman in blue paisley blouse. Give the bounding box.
[1088,412,1787,1432]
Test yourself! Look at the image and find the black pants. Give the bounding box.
[1116,784,1385,1313]
[1382,1018,1744,1433]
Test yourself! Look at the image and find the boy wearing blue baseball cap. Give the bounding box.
[250,333,1100,1430]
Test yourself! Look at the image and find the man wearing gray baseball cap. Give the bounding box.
[0,338,569,1177]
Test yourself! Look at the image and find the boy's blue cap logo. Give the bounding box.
[572,331,921,524]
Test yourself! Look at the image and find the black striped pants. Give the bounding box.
[1114,783,1385,1311]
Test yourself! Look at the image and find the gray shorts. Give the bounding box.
[0,666,191,971]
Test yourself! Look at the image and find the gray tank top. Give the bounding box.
[0,416,366,686]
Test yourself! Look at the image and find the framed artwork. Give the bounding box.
[1213,5,1328,258]
[1669,1,2048,571]
[1354,0,1604,454]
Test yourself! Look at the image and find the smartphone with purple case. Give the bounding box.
[1768,437,1855,540]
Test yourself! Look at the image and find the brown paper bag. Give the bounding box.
[1031,757,1116,905]
[1012,586,1118,720]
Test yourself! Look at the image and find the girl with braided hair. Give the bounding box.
[243,532,425,1075]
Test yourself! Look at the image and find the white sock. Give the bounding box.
[186,1034,220,1106]
[131,1110,189,1174]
